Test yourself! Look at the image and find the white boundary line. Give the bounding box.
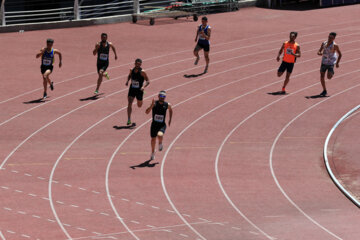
[324,105,360,207]
[0,230,6,240]
[51,54,360,239]
[268,85,360,240]
[0,19,358,106]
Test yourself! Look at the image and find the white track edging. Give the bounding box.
[323,105,360,208]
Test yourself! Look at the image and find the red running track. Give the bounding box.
[1,5,360,240]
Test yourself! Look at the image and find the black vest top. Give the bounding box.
[97,41,110,62]
[152,101,168,124]
[130,67,144,89]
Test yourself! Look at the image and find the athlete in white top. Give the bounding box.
[317,32,342,96]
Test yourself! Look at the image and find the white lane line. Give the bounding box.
[324,104,360,207]
[15,190,23,193]
[182,214,191,218]
[17,211,26,215]
[32,215,41,219]
[64,184,72,187]
[78,187,87,191]
[135,202,144,206]
[151,206,159,209]
[28,193,37,197]
[4,207,12,211]
[269,84,360,240]
[63,223,71,227]
[56,201,65,205]
[6,230,15,234]
[37,176,46,180]
[24,173,32,177]
[85,208,94,212]
[232,227,241,230]
[121,198,129,202]
[42,197,49,201]
[179,233,188,238]
[100,212,110,216]
[47,219,56,223]
[130,221,140,225]
[92,190,100,194]
[0,230,6,240]
[76,227,86,231]
[104,50,360,240]
[198,218,210,222]
[212,63,360,240]
[20,234,30,238]
[70,205,79,208]
[146,225,156,228]
[1,186,9,190]
[11,170,18,173]
[166,209,175,213]
[1,19,356,106]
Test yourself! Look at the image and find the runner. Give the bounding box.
[276,32,301,94]
[194,16,211,73]
[126,58,150,125]
[93,33,118,94]
[36,38,62,99]
[317,32,342,96]
[145,91,173,160]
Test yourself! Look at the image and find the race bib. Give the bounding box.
[286,48,293,55]
[42,58,52,66]
[131,80,140,88]
[154,114,164,123]
[99,53,108,61]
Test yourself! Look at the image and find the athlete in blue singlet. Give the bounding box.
[194,16,211,73]
[93,33,118,94]
[317,32,342,96]
[36,39,62,99]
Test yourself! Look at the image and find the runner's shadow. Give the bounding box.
[184,72,206,78]
[130,160,159,170]
[113,123,136,130]
[23,98,46,104]
[79,93,104,101]
[267,91,288,96]
[305,94,330,99]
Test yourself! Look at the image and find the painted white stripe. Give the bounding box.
[0,230,6,240]
[324,104,360,207]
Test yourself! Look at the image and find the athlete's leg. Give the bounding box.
[327,68,334,79]
[158,132,163,151]
[127,96,135,123]
[204,51,209,72]
[42,70,52,94]
[194,45,200,65]
[282,72,291,89]
[151,137,156,159]
[95,70,104,92]
[137,100,143,108]
[277,71,284,77]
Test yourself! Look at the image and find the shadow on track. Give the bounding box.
[23,98,46,104]
[305,94,330,99]
[113,123,136,130]
[79,93,104,101]
[267,91,288,96]
[184,72,206,78]
[130,160,159,170]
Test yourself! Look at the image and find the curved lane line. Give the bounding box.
[269,82,360,240]
[324,105,360,207]
[0,231,5,240]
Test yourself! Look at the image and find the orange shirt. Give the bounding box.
[283,41,298,63]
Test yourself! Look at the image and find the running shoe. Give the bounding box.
[43,92,47,99]
[281,87,286,94]
[159,143,163,151]
[50,81,54,91]
[104,72,110,80]
[94,90,99,95]
[127,120,132,126]
[320,90,327,96]
[194,56,200,65]
[150,153,155,160]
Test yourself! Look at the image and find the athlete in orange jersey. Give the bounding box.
[276,32,301,93]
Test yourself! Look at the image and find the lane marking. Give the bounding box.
[0,231,6,240]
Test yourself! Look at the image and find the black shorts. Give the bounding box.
[320,64,334,74]
[41,65,53,74]
[151,122,166,138]
[195,42,210,52]
[128,88,144,101]
[97,61,109,73]
[278,61,294,73]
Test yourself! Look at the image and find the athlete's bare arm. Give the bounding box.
[141,71,150,91]
[294,45,301,58]
[145,99,155,114]
[334,44,342,67]
[126,69,132,86]
[317,43,324,56]
[54,49,62,68]
[36,48,45,58]
[195,28,199,42]
[276,43,284,62]
[93,43,100,56]
[204,28,211,41]
[168,104,173,127]
[109,42,118,60]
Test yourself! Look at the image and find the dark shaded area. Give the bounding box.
[130,160,159,170]
[267,91,288,96]
[79,93,104,101]
[305,94,329,99]
[184,72,206,78]
[113,123,136,130]
[23,98,46,104]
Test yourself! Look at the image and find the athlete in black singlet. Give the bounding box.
[145,91,173,160]
[93,33,118,94]
[126,58,150,125]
